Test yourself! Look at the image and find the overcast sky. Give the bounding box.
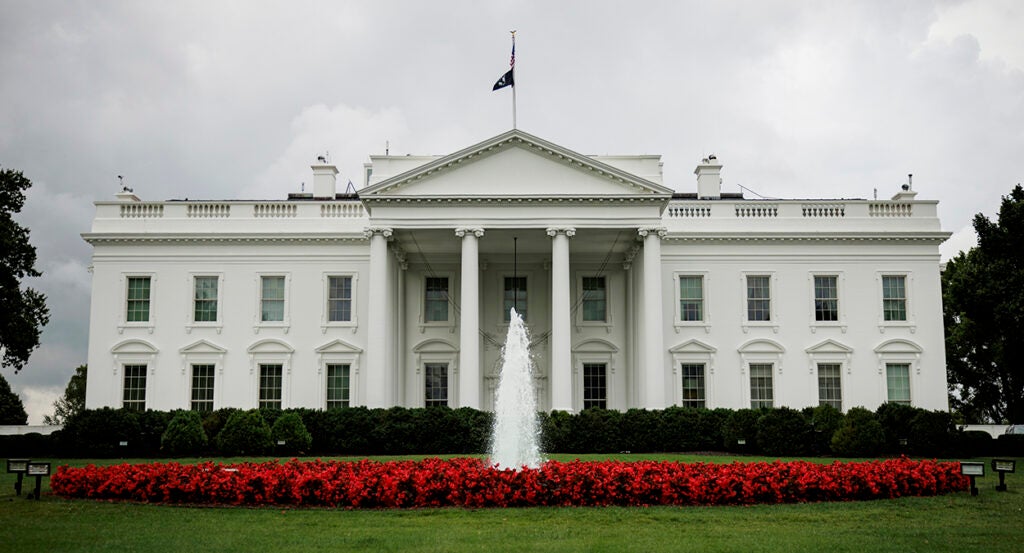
[1,1,1021,423]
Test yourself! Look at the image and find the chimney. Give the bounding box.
[312,161,339,199]
[694,155,722,199]
[890,173,918,201]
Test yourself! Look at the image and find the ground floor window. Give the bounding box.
[122,364,147,411]
[191,364,215,412]
[326,363,350,409]
[259,364,283,409]
[425,363,448,407]
[582,363,607,409]
[680,363,706,408]
[886,363,911,406]
[817,363,842,410]
[749,363,774,409]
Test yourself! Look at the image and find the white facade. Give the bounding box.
[83,130,951,414]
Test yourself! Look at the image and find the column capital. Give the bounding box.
[637,226,667,239]
[455,226,485,238]
[546,226,576,238]
[363,226,394,239]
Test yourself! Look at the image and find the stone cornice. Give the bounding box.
[662,231,951,244]
[359,195,670,207]
[81,232,369,245]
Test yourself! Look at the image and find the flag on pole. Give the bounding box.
[492,36,515,91]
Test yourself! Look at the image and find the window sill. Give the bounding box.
[419,321,456,334]
[877,321,916,334]
[809,322,847,334]
[321,321,358,334]
[254,322,291,334]
[741,322,779,334]
[186,323,223,334]
[118,323,154,335]
[674,322,711,334]
[575,321,613,333]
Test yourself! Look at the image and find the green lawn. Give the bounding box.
[2,454,1020,553]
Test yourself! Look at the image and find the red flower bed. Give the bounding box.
[50,457,967,508]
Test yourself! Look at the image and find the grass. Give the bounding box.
[2,454,1021,553]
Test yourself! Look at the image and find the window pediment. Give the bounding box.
[572,338,619,354]
[669,339,717,354]
[246,338,294,354]
[315,339,363,354]
[874,339,922,354]
[111,339,159,355]
[179,339,227,355]
[737,339,785,354]
[805,339,852,355]
[412,338,458,354]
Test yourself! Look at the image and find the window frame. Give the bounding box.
[581,362,608,410]
[680,363,707,409]
[502,274,529,323]
[258,363,284,410]
[885,362,912,406]
[121,363,148,411]
[741,272,778,332]
[325,363,351,409]
[255,273,291,332]
[424,362,450,408]
[120,273,156,333]
[876,272,915,332]
[190,363,216,413]
[322,273,359,332]
[816,363,843,410]
[185,273,223,333]
[748,363,775,409]
[674,272,709,331]
[575,273,613,329]
[419,272,456,331]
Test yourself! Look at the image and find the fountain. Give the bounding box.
[488,308,543,470]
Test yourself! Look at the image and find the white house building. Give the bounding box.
[82,129,951,414]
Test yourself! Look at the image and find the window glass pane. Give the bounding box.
[193,276,218,322]
[581,277,607,322]
[191,364,215,412]
[126,277,151,322]
[813,276,838,321]
[882,276,907,321]
[424,363,448,407]
[504,276,528,321]
[749,363,774,408]
[886,363,911,405]
[582,363,607,409]
[679,276,704,321]
[122,364,147,411]
[328,276,352,322]
[259,364,283,409]
[746,276,771,321]
[261,276,285,322]
[326,364,350,409]
[680,363,706,408]
[424,277,449,322]
[817,363,842,410]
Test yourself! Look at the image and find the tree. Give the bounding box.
[44,364,87,425]
[0,372,28,424]
[0,167,50,373]
[943,184,1024,423]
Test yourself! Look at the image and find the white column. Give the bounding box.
[456,226,484,409]
[365,226,392,408]
[639,226,666,409]
[547,226,575,412]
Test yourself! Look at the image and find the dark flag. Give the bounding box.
[492,69,514,90]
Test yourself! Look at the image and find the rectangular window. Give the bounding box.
[746,276,771,321]
[679,276,704,322]
[886,363,911,405]
[813,276,838,321]
[749,363,774,409]
[582,363,607,409]
[260,276,285,322]
[126,277,151,322]
[259,364,283,409]
[190,364,215,412]
[424,277,449,323]
[328,276,353,322]
[680,363,706,408]
[817,363,842,410]
[424,363,448,407]
[581,276,607,322]
[326,364,350,409]
[882,275,907,321]
[122,364,147,411]
[193,276,218,322]
[504,276,527,321]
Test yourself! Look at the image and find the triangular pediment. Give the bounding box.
[179,339,227,355]
[669,339,717,354]
[805,339,852,355]
[315,339,363,354]
[361,129,672,200]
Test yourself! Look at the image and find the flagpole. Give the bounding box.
[510,30,517,129]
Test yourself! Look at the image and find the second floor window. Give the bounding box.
[746,276,771,321]
[581,276,607,322]
[126,276,151,322]
[261,276,285,322]
[679,276,704,321]
[504,276,527,321]
[424,277,449,322]
[814,276,838,321]
[882,275,907,321]
[328,276,352,322]
[193,276,218,322]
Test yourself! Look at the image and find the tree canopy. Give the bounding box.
[45,364,87,425]
[0,166,50,372]
[943,184,1024,423]
[0,372,28,425]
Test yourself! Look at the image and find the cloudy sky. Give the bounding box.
[1,1,1022,423]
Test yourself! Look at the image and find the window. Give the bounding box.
[328,276,352,322]
[581,276,607,322]
[882,275,907,321]
[326,364,350,409]
[817,363,842,410]
[260,276,286,322]
[259,364,283,409]
[679,276,704,322]
[122,364,147,411]
[424,277,449,323]
[749,363,774,409]
[813,276,838,321]
[191,364,215,412]
[582,363,607,409]
[504,276,527,321]
[126,277,151,322]
[424,363,448,407]
[680,363,706,408]
[193,276,218,322]
[886,363,911,405]
[746,276,771,321]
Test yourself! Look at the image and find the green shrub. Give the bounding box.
[662,407,702,452]
[955,430,995,457]
[907,410,954,457]
[831,407,884,457]
[997,434,1024,456]
[756,407,810,457]
[215,410,272,456]
[270,412,312,455]
[722,409,763,454]
[809,404,844,455]
[160,411,208,456]
[201,408,239,444]
[540,410,574,453]
[569,408,622,453]
[620,409,663,452]
[61,407,141,457]
[876,402,919,453]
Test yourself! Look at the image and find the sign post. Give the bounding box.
[960,461,985,496]
[26,462,51,500]
[991,459,1016,492]
[6,459,30,496]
